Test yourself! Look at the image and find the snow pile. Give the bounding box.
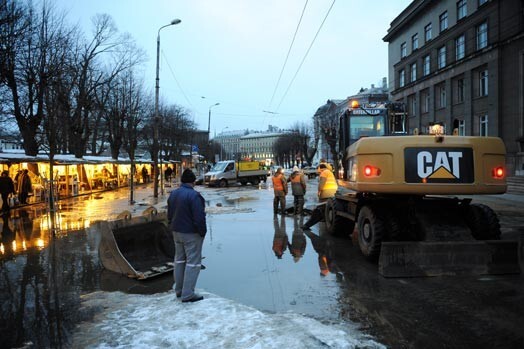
[73,291,385,349]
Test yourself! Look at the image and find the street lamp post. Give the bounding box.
[207,102,219,162]
[207,102,220,135]
[220,126,229,160]
[153,18,181,198]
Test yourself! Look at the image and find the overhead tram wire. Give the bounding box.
[267,0,309,110]
[161,50,194,109]
[275,0,336,112]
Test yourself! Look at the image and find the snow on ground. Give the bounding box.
[73,290,385,349]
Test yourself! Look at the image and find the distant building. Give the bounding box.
[213,129,247,161]
[213,125,287,164]
[383,0,524,175]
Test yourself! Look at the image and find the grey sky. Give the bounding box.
[54,0,412,135]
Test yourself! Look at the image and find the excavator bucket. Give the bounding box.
[98,207,175,280]
[379,240,521,277]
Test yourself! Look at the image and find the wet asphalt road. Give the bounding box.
[1,180,524,348]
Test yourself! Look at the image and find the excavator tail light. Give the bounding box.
[492,166,505,179]
[363,165,381,177]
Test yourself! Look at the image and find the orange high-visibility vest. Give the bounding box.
[291,175,302,184]
[272,174,285,191]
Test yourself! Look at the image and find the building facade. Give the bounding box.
[383,0,524,175]
[212,126,287,164]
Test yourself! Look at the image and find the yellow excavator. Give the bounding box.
[324,101,520,277]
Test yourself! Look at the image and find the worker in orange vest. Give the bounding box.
[289,166,307,215]
[272,168,288,215]
[301,163,338,230]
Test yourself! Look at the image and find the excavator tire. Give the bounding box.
[325,198,354,237]
[357,205,385,261]
[465,203,501,240]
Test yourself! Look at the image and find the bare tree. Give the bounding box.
[67,14,143,158]
[1,0,59,155]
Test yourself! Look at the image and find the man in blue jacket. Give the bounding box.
[167,169,207,303]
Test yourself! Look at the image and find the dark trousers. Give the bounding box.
[293,195,304,214]
[1,193,9,211]
[273,195,286,214]
[19,192,28,204]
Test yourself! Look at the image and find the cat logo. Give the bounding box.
[404,148,474,183]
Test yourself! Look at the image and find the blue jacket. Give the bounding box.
[167,184,207,236]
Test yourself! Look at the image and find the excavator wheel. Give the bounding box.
[325,198,354,237]
[357,205,386,261]
[465,203,501,240]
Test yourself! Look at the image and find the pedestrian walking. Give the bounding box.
[272,167,287,215]
[289,166,306,215]
[301,163,338,230]
[167,168,207,303]
[0,171,15,213]
[141,166,149,183]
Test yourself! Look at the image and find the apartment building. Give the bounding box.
[383,0,524,175]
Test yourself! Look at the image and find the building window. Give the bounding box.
[423,55,430,76]
[399,69,405,87]
[458,120,465,135]
[457,0,467,20]
[401,42,407,58]
[478,0,487,6]
[424,23,432,42]
[480,115,488,136]
[409,95,416,115]
[457,78,465,103]
[455,34,465,60]
[411,63,417,82]
[438,46,446,69]
[476,21,488,50]
[479,69,488,96]
[438,85,447,108]
[422,90,430,113]
[412,33,419,51]
[439,11,448,32]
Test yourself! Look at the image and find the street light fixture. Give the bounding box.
[153,18,181,198]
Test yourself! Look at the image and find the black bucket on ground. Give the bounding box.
[98,209,175,279]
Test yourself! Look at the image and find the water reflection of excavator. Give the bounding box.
[323,101,520,277]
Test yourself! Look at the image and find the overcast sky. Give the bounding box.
[54,0,412,135]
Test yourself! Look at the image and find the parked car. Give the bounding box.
[302,166,318,179]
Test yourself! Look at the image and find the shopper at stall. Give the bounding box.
[17,170,32,205]
[0,171,15,213]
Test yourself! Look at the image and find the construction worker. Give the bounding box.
[319,158,333,172]
[272,168,287,215]
[289,166,307,215]
[301,163,338,230]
